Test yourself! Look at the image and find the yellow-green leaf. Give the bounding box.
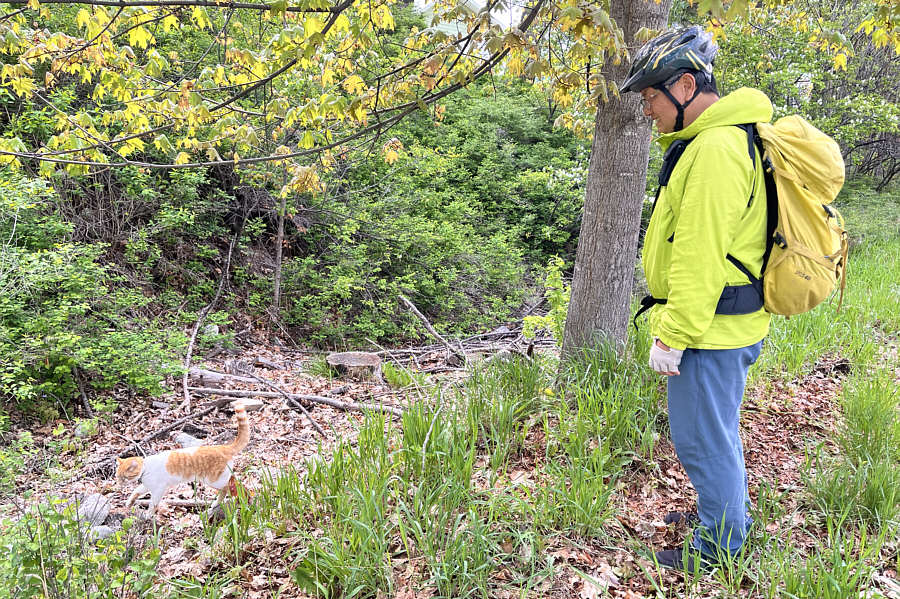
[76,8,90,29]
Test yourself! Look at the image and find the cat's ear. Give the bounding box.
[116,458,121,464]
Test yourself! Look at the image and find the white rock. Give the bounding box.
[90,525,117,541]
[76,494,111,527]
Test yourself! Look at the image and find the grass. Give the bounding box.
[804,367,900,529]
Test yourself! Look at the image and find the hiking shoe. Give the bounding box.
[654,548,715,573]
[664,511,700,526]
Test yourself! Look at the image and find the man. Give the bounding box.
[620,26,773,571]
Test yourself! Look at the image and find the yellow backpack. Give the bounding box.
[634,116,849,330]
[753,116,849,316]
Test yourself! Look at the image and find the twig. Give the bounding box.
[134,498,211,509]
[189,387,404,418]
[113,433,145,457]
[230,367,326,437]
[399,294,467,366]
[180,230,241,411]
[521,297,546,318]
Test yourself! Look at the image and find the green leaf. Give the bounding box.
[725,0,751,21]
[697,0,726,20]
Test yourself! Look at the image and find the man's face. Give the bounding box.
[639,75,690,134]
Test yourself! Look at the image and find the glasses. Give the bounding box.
[639,75,683,110]
[640,91,661,110]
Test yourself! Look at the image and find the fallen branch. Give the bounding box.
[134,498,211,509]
[230,367,326,437]
[189,367,257,385]
[189,387,404,418]
[399,294,467,366]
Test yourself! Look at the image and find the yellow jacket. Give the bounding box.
[641,87,773,350]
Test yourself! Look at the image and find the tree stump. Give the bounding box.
[325,352,382,381]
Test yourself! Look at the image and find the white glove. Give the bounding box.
[649,338,683,376]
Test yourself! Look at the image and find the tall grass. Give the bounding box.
[805,368,900,529]
[558,340,664,457]
[462,354,551,470]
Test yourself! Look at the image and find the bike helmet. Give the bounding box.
[620,26,718,131]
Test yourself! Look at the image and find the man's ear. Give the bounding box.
[682,72,697,95]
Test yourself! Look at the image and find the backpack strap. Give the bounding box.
[633,295,666,331]
[633,124,770,330]
[725,124,779,290]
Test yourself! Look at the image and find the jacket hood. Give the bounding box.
[657,87,774,149]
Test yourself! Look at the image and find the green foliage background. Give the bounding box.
[0,1,898,421]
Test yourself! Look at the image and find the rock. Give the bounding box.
[89,525,117,541]
[252,357,282,370]
[76,494,111,527]
[203,324,220,337]
[235,398,264,412]
[172,432,205,448]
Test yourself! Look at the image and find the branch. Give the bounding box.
[180,207,245,410]
[3,0,345,13]
[189,386,405,418]
[1,0,545,170]
[399,294,467,366]
[229,367,327,437]
[207,0,354,114]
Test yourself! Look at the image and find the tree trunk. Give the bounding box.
[561,0,672,358]
[273,192,286,309]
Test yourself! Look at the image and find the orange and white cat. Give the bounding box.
[116,401,249,517]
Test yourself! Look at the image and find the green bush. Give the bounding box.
[0,431,35,495]
[0,501,159,599]
[0,173,183,419]
[273,80,587,345]
[279,153,528,343]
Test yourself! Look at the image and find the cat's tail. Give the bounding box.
[228,402,250,454]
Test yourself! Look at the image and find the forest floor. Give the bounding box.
[3,339,900,599]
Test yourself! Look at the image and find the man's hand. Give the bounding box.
[649,338,683,376]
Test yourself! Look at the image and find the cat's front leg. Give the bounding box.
[125,484,148,509]
[144,489,165,518]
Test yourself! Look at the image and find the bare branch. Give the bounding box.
[3,0,345,13]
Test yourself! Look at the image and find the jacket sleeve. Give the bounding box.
[652,132,755,349]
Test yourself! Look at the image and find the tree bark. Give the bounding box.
[561,0,672,358]
[273,191,286,310]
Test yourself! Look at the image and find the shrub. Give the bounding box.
[0,172,182,419]
[0,501,159,599]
